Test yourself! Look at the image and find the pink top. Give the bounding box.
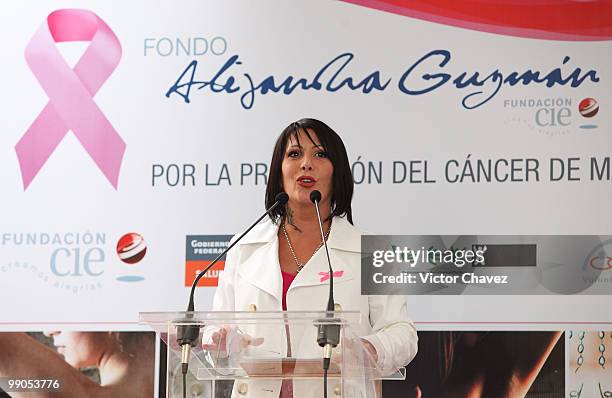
[281,270,297,311]
[280,270,297,397]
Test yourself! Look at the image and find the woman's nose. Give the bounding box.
[301,160,313,170]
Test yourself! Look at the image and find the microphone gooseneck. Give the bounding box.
[310,190,340,379]
[309,190,333,312]
[177,192,289,391]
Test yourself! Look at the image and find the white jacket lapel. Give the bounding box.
[290,216,361,288]
[235,219,282,301]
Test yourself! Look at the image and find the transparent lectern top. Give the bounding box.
[139,310,405,387]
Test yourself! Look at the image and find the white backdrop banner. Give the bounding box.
[0,0,610,329]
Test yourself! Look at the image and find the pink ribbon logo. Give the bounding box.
[319,270,344,283]
[16,9,125,189]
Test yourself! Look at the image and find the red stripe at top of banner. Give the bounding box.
[342,0,612,41]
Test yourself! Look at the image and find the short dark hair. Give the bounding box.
[265,118,354,224]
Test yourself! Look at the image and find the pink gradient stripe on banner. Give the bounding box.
[342,0,612,41]
[16,9,125,189]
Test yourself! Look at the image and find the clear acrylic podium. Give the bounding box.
[139,311,406,397]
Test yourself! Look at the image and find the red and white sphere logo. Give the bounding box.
[579,98,599,118]
[116,233,147,264]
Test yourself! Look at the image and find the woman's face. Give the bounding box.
[281,129,334,210]
[46,331,109,368]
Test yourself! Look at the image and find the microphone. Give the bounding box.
[310,190,340,373]
[177,192,289,378]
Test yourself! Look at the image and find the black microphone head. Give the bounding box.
[310,190,322,204]
[275,192,289,205]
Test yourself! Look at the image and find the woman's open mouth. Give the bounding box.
[296,176,316,188]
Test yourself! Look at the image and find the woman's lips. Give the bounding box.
[296,176,316,188]
[297,180,315,188]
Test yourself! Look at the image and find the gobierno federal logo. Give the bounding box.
[185,235,232,288]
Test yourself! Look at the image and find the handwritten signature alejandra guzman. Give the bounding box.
[165,50,599,111]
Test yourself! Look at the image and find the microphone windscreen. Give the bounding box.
[275,192,289,205]
[310,190,322,204]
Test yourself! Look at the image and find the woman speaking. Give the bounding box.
[209,118,418,397]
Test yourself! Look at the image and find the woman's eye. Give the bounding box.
[315,151,328,158]
[288,150,300,158]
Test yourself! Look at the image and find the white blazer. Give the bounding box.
[209,216,418,397]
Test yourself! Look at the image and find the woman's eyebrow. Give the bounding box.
[287,143,323,150]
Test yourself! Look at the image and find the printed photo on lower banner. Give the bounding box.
[0,331,155,397]
[383,331,564,398]
[567,330,612,398]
